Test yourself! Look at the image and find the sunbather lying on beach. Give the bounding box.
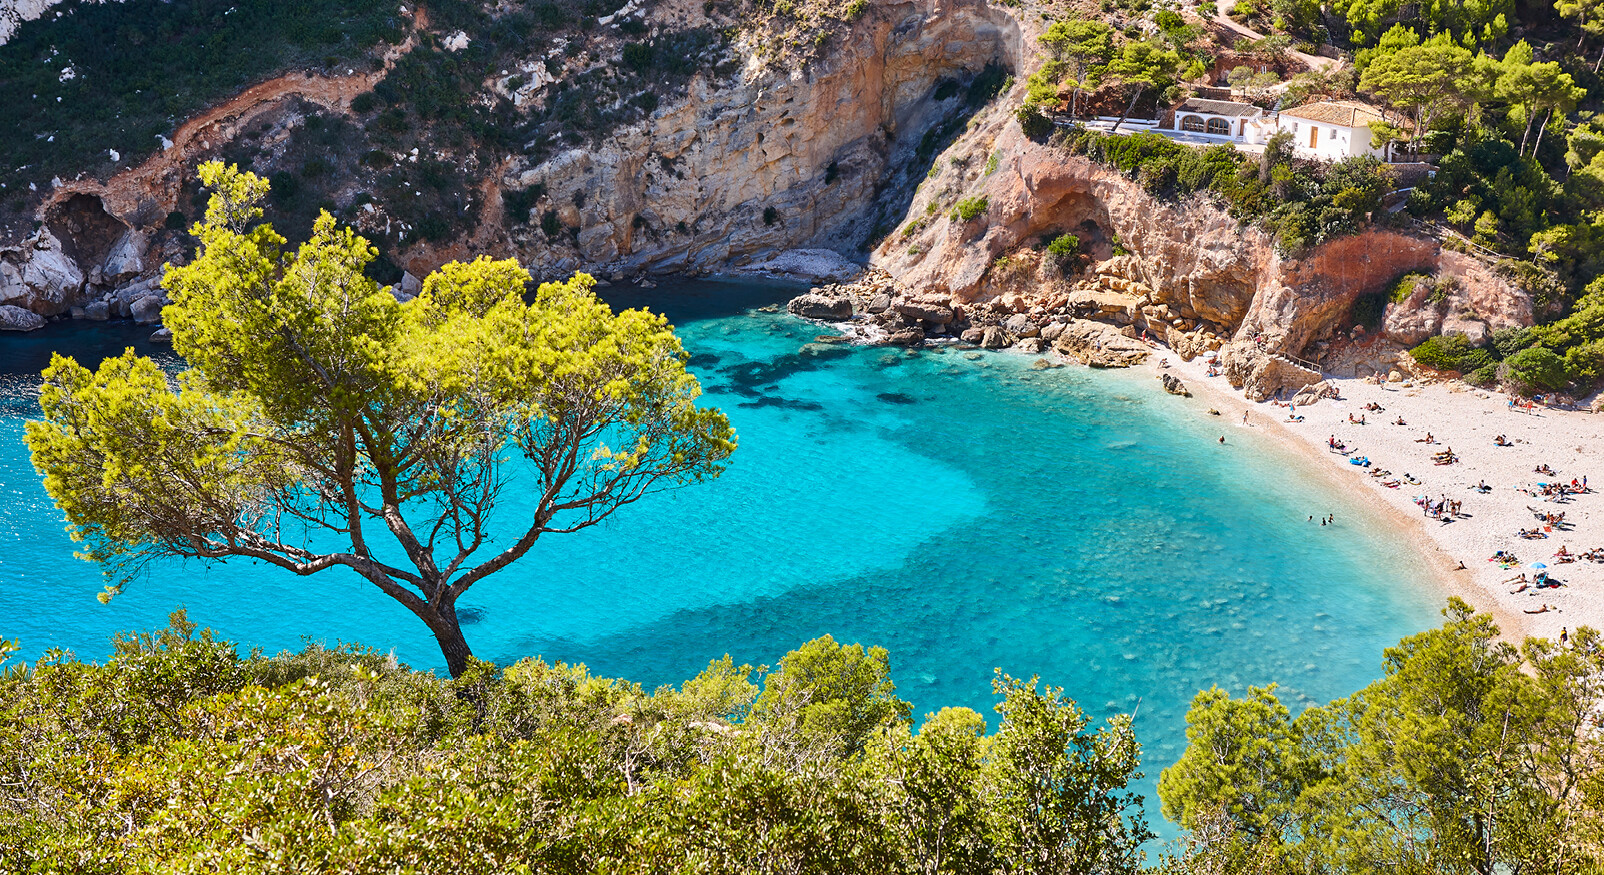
[1416,433,1435,443]
[1393,416,1406,425]
[1495,435,1512,446]
[1525,603,1554,614]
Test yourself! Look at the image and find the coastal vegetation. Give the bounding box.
[1014,0,1604,395]
[1,601,1597,871]
[23,164,736,678]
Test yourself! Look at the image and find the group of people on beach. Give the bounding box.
[1418,495,1461,519]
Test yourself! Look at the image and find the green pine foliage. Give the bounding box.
[1158,599,1604,874]
[0,615,1152,873]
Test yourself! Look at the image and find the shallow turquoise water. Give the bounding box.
[0,279,1440,821]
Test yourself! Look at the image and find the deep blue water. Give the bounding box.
[0,279,1440,822]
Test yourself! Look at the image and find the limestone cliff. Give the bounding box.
[2,0,1021,321]
[503,0,1021,279]
[870,105,1529,363]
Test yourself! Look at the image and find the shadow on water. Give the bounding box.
[0,321,170,379]
[594,276,803,325]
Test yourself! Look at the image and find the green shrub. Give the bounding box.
[1467,363,1500,387]
[350,91,379,114]
[763,206,780,226]
[1046,233,1080,258]
[1502,346,1568,393]
[163,210,188,231]
[1410,334,1482,372]
[1492,326,1535,358]
[541,209,562,238]
[1016,105,1054,140]
[622,42,655,69]
[1386,272,1432,304]
[952,196,989,222]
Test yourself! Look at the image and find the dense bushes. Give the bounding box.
[1064,130,1395,254]
[6,601,1602,870]
[0,614,1153,872]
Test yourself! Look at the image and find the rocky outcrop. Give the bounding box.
[787,293,854,321]
[1219,341,1322,402]
[1381,252,1532,347]
[874,109,1530,378]
[1161,373,1191,396]
[0,305,46,332]
[0,229,88,316]
[1052,320,1150,367]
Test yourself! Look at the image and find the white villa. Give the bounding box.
[1275,101,1400,161]
[1163,96,1270,141]
[1154,96,1403,162]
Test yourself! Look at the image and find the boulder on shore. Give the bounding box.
[1051,320,1150,368]
[787,293,854,321]
[894,300,954,324]
[131,295,165,324]
[886,327,925,347]
[0,305,46,332]
[1219,340,1321,402]
[1161,373,1191,397]
[979,326,1014,349]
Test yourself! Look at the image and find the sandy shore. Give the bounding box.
[1135,349,1604,643]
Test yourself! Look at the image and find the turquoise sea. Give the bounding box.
[0,278,1440,819]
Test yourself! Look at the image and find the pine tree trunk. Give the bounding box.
[428,602,474,678]
[1532,108,1554,159]
[1111,86,1143,133]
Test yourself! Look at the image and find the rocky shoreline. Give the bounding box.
[785,263,1340,402]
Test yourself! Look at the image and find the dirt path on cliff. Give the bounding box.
[41,8,429,225]
[1207,8,1339,73]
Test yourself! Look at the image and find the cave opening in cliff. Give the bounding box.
[45,193,129,272]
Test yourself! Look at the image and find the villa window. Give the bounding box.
[1206,118,1231,136]
[1180,115,1205,133]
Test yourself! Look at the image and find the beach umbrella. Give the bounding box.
[1531,562,1548,570]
